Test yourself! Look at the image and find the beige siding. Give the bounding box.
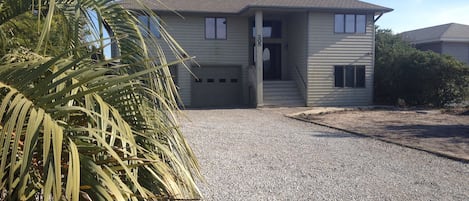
[159,14,249,106]
[176,63,192,106]
[286,12,308,101]
[307,12,374,106]
[442,42,469,64]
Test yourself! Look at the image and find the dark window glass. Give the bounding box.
[345,66,355,87]
[207,78,215,83]
[138,15,149,37]
[334,14,344,33]
[219,79,226,83]
[206,17,226,39]
[195,78,202,83]
[335,66,366,88]
[265,21,281,38]
[345,14,355,33]
[205,18,216,39]
[252,20,282,38]
[356,66,366,87]
[356,15,366,33]
[230,78,238,83]
[216,18,227,39]
[138,15,161,38]
[334,66,344,87]
[169,65,178,84]
[335,14,366,34]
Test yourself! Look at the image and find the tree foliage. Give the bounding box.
[0,0,201,200]
[0,12,71,56]
[375,29,469,107]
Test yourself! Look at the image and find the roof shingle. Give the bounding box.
[401,23,469,44]
[122,0,392,14]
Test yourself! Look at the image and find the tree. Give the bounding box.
[0,0,201,200]
[374,29,469,107]
[0,11,70,57]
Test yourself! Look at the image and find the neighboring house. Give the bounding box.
[123,0,392,107]
[401,23,469,64]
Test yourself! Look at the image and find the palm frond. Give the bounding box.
[0,0,202,200]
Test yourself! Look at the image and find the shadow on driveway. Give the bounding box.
[386,124,469,138]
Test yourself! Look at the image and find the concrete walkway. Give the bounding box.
[180,108,469,201]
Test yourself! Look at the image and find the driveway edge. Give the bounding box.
[286,115,469,164]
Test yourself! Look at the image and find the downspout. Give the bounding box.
[372,12,383,104]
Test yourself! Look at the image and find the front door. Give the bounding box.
[262,43,281,80]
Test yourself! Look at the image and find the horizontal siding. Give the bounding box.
[177,63,192,106]
[160,14,248,65]
[442,42,469,64]
[307,12,374,106]
[158,14,249,106]
[287,12,308,103]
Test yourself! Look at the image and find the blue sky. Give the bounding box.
[365,0,469,33]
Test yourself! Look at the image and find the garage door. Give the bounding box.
[191,65,241,107]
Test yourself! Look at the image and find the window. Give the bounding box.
[334,66,365,88]
[138,15,161,38]
[251,20,282,38]
[356,15,366,33]
[334,66,344,87]
[345,14,355,33]
[168,65,178,85]
[334,14,366,33]
[205,17,226,39]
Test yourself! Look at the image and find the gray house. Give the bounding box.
[401,23,469,64]
[124,0,392,107]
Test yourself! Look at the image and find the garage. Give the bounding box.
[191,65,242,107]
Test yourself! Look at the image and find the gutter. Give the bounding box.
[239,6,393,15]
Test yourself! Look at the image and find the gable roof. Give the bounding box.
[401,23,469,44]
[122,0,392,14]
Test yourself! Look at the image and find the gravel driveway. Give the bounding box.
[180,108,469,201]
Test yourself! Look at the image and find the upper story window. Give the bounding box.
[334,14,366,34]
[334,65,365,88]
[138,15,161,38]
[251,20,282,38]
[205,17,227,39]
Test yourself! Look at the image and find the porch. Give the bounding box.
[247,10,308,107]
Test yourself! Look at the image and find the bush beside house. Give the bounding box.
[374,29,469,107]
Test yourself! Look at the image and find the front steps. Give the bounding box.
[263,80,304,107]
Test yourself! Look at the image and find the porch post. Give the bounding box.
[255,10,264,107]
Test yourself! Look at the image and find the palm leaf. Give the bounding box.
[0,0,202,200]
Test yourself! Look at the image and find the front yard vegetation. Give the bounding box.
[0,0,201,200]
[375,29,469,107]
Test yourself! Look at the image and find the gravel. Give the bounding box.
[179,108,469,201]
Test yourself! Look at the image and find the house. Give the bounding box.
[123,0,392,107]
[401,23,469,64]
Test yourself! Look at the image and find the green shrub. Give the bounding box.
[374,29,469,107]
